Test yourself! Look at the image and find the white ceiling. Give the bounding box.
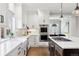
[22,3,78,14]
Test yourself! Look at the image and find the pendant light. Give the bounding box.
[60,3,63,18]
[73,3,79,16]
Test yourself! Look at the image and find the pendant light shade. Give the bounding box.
[73,3,79,16]
[52,24,57,27]
[75,3,79,10]
[60,14,63,18]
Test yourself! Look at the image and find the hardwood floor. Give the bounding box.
[27,47,49,56]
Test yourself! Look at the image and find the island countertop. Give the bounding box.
[49,36,79,49]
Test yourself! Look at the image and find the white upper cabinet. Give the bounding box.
[15,4,23,29]
[8,3,15,14]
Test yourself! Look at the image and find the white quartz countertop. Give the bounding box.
[0,36,29,56]
[49,36,79,49]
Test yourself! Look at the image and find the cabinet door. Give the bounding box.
[49,39,55,56]
[28,35,34,47]
[6,47,18,56]
[29,35,39,47]
[27,37,30,49]
[6,44,24,56]
[22,40,28,56]
[33,35,39,47]
[54,44,63,56]
[17,43,24,56]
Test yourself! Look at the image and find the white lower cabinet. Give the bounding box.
[22,40,28,56]
[6,43,22,56]
[6,35,39,56]
[6,47,18,56]
[28,35,39,47]
[6,39,28,56]
[6,43,23,56]
[17,43,24,56]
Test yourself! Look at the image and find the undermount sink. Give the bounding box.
[52,37,71,41]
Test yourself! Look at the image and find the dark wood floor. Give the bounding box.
[27,47,49,56]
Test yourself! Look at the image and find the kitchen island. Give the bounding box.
[49,36,79,56]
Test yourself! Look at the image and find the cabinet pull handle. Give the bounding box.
[18,51,21,55]
[24,50,26,55]
[18,47,21,50]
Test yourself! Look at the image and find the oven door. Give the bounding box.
[40,27,47,33]
[40,35,48,41]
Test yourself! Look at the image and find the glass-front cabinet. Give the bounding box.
[0,15,6,38]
